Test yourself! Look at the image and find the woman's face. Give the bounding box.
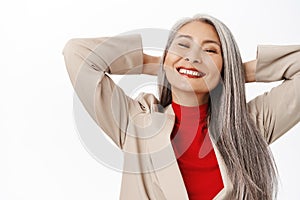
[164,20,223,98]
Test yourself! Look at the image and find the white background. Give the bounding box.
[1,0,300,199]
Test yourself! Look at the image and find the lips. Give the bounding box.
[176,66,206,78]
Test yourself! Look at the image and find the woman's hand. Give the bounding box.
[243,60,257,83]
[142,53,161,75]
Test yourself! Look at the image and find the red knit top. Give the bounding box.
[171,102,224,200]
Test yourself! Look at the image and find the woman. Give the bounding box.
[63,14,300,199]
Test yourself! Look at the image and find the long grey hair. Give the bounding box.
[158,14,278,199]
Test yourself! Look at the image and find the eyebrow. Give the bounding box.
[176,34,221,47]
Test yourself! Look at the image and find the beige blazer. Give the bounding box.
[63,34,300,199]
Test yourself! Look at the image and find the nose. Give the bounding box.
[184,49,202,64]
[184,57,201,64]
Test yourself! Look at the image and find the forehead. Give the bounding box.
[176,21,220,43]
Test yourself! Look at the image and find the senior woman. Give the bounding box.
[63,14,300,199]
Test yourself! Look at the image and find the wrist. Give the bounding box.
[244,60,257,83]
[142,54,161,75]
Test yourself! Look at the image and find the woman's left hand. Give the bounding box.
[243,60,257,83]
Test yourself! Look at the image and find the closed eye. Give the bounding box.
[204,49,217,54]
[177,43,190,48]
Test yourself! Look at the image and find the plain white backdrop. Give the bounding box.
[1,0,300,199]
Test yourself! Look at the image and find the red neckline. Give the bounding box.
[171,101,208,122]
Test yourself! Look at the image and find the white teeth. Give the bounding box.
[178,68,204,77]
[180,69,187,74]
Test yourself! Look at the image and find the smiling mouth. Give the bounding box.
[176,67,206,78]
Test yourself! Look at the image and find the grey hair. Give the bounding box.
[158,14,278,199]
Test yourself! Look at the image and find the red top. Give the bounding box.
[171,102,224,200]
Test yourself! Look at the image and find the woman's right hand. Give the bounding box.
[142,53,161,75]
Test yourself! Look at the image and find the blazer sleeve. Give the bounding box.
[247,45,300,144]
[62,34,144,148]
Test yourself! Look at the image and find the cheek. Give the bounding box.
[212,55,223,72]
[217,59,223,72]
[208,57,223,82]
[209,57,223,74]
[164,52,180,69]
[205,57,223,89]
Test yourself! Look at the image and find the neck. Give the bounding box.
[171,87,209,106]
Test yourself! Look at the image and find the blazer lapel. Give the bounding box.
[147,105,189,199]
[212,142,233,199]
[147,105,233,200]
